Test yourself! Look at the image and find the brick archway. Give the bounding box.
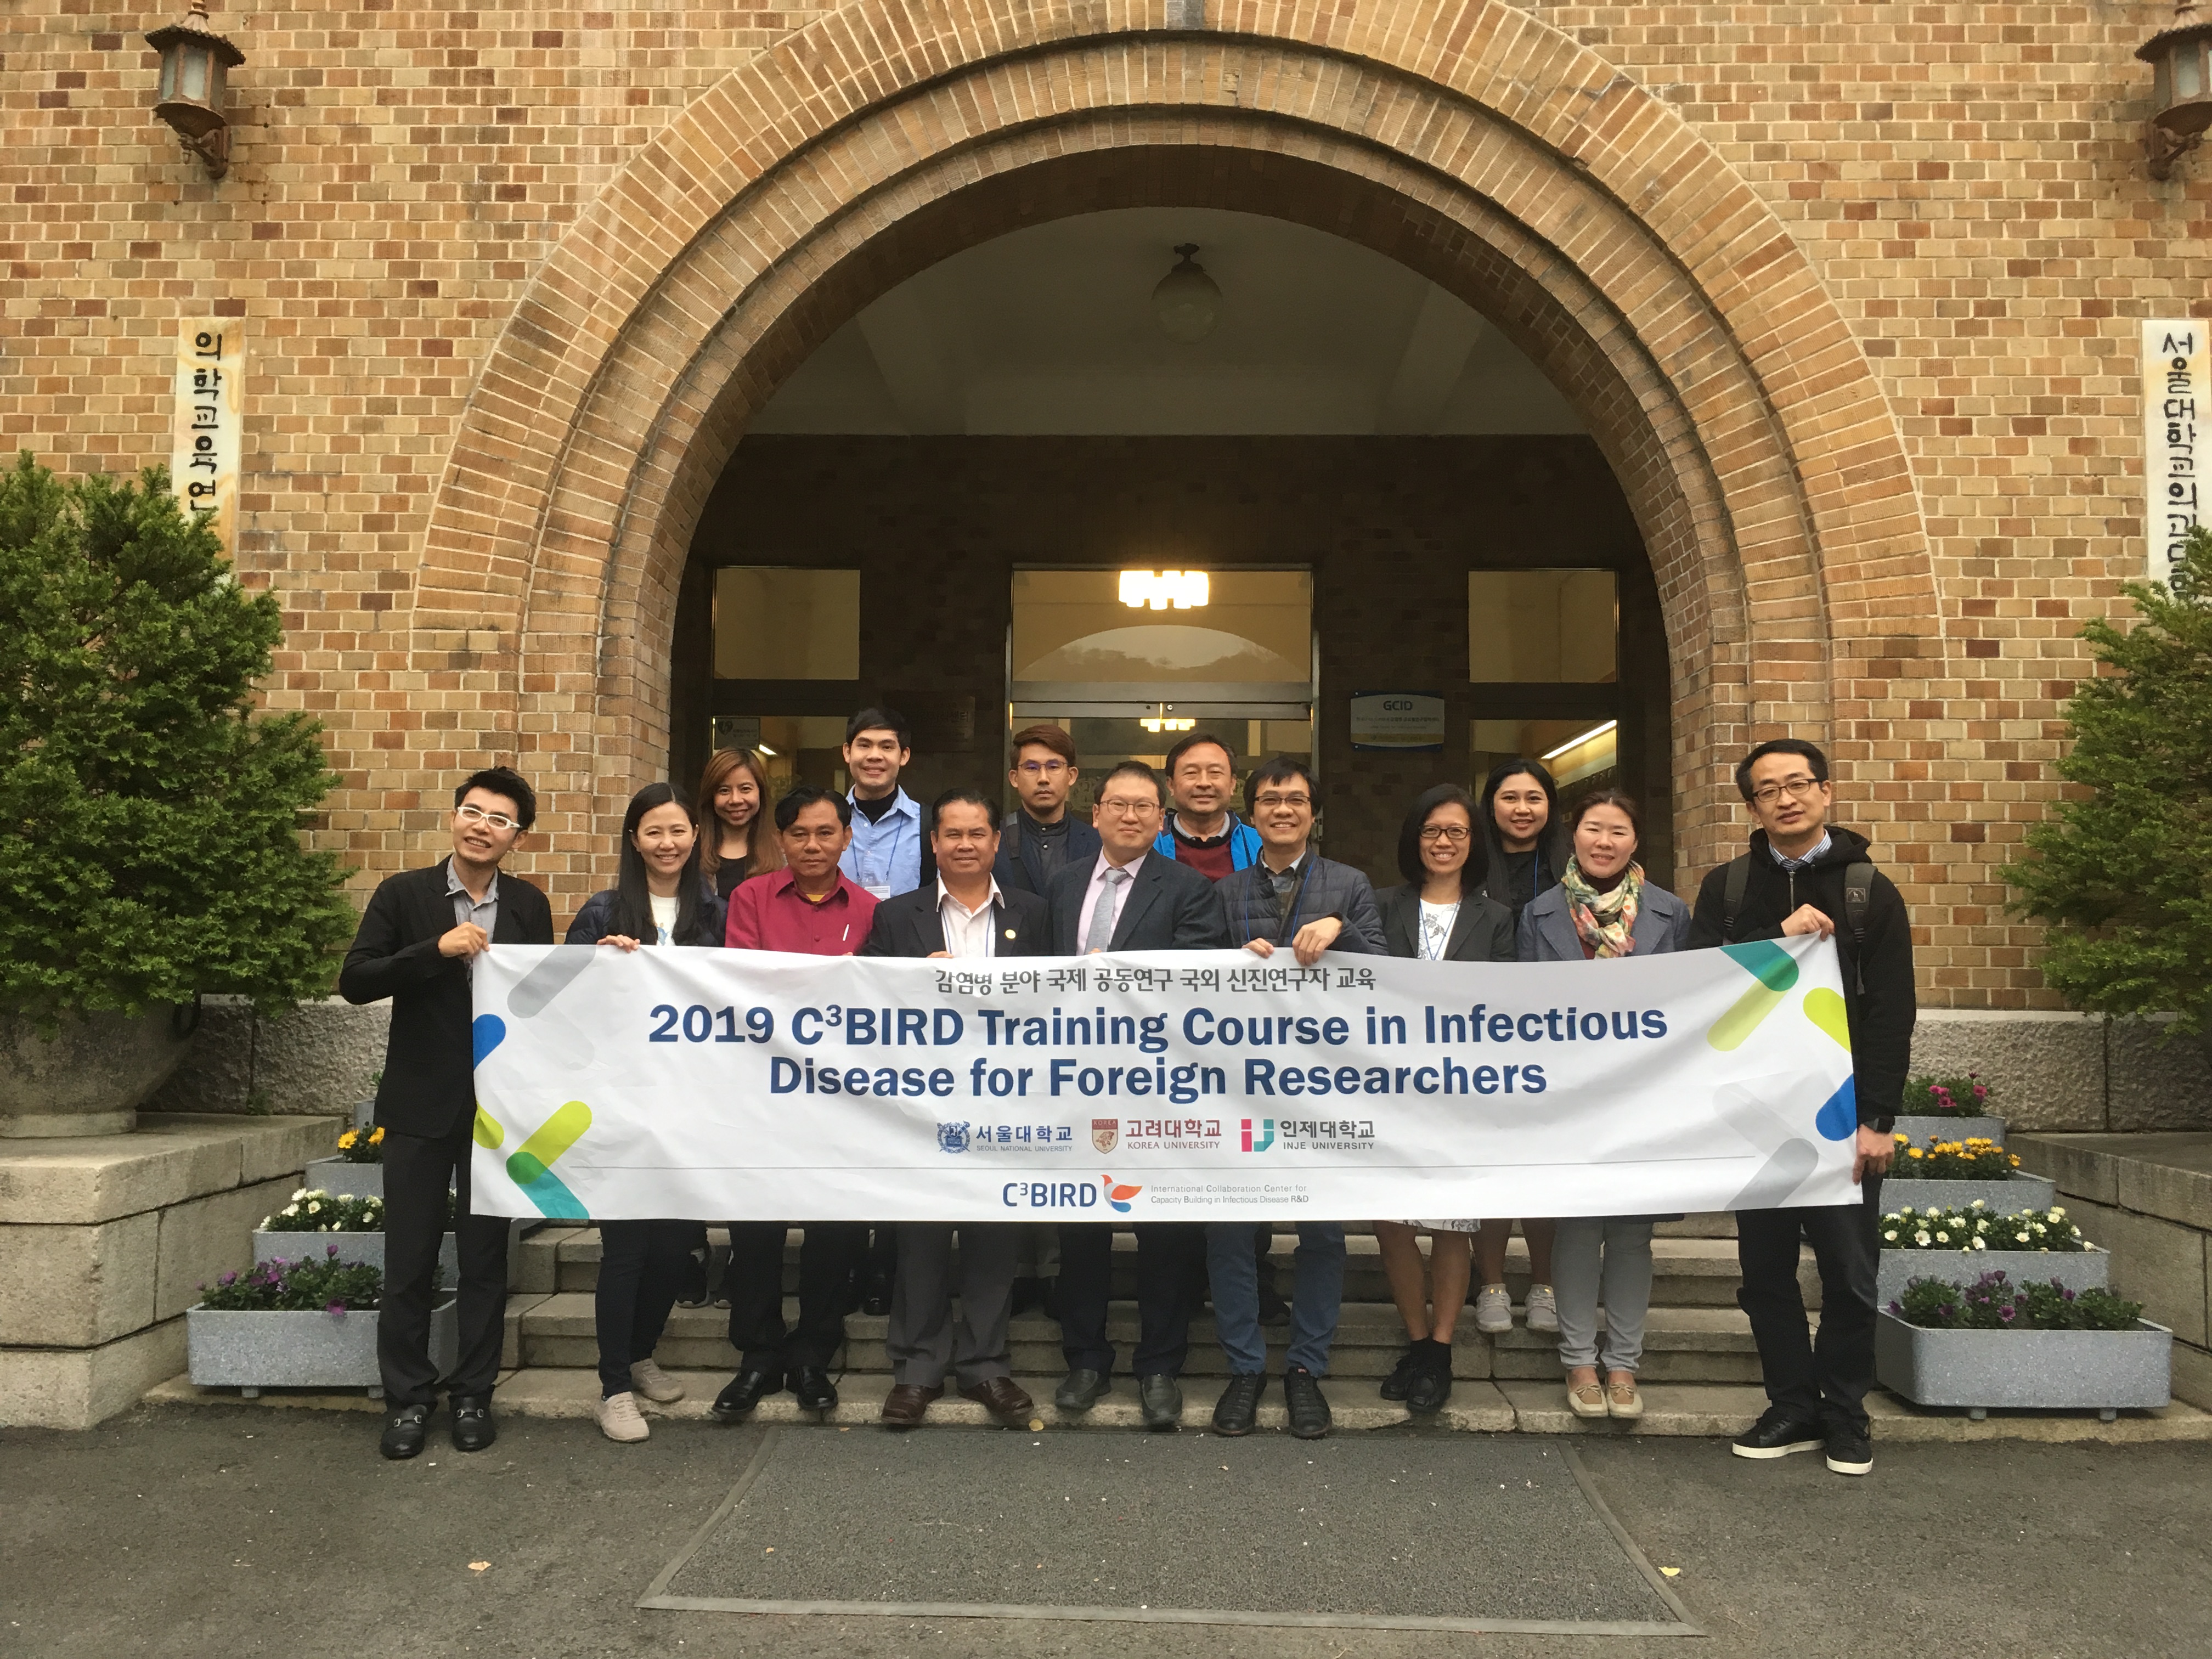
[402,0,1938,906]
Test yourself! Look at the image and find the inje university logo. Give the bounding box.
[1242,1118,1275,1153]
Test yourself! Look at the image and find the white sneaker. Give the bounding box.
[630,1359,686,1403]
[597,1390,650,1442]
[1473,1284,1513,1334]
[1524,1283,1560,1333]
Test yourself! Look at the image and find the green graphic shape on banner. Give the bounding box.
[505,1100,593,1218]
[1706,940,1799,1052]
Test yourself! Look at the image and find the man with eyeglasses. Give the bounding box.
[995,723,1101,898]
[1045,761,1231,1429]
[341,766,555,1461]
[1686,737,1915,1479]
[1206,757,1385,1440]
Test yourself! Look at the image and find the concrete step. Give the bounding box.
[523,1225,1805,1310]
[514,1293,1778,1383]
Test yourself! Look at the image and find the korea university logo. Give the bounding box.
[1091,1118,1120,1154]
[937,1121,972,1154]
[1241,1118,1275,1153]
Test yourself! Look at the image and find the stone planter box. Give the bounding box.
[186,1296,456,1400]
[302,1156,385,1200]
[0,1004,194,1137]
[1876,1244,2109,1307]
[254,1228,457,1284]
[1893,1114,2006,1147]
[1880,1171,2056,1216]
[1875,1310,2171,1420]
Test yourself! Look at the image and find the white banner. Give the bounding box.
[467,935,1861,1223]
[2146,317,2208,582]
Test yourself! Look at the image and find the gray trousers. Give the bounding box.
[887,1222,1017,1389]
[1552,1217,1654,1374]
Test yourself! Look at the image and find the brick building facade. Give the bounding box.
[4,0,2205,1008]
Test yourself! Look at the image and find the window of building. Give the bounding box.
[1466,569,1617,684]
[714,567,860,680]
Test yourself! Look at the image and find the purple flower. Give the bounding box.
[325,1244,340,1259]
[324,1300,348,1319]
[218,1271,238,1287]
[1999,1305,2016,1322]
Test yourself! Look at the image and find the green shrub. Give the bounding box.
[259,1189,384,1232]
[1880,1204,2089,1252]
[1891,1271,2143,1331]
[0,453,356,1023]
[1899,1074,1994,1116]
[197,1249,386,1312]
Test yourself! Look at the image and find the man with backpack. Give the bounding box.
[1686,738,1914,1478]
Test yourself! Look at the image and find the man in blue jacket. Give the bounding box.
[1152,731,1263,878]
[1207,757,1385,1442]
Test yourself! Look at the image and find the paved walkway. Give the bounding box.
[5,1404,2209,1658]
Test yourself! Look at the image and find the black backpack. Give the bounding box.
[1720,855,1874,994]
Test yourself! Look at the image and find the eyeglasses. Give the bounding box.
[1252,793,1311,811]
[1418,825,1471,844]
[1097,797,1159,816]
[1018,760,1069,777]
[456,803,522,832]
[1750,776,1825,808]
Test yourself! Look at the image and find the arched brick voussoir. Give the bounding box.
[416,0,1934,666]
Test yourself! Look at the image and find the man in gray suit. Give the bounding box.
[1046,761,1229,1429]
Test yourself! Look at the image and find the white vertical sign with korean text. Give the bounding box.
[171,319,243,552]
[2145,318,2208,582]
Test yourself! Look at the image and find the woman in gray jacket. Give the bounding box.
[1517,788,1689,1421]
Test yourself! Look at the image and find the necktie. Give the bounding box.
[1085,867,1129,952]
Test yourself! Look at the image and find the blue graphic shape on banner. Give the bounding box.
[1814,1075,1858,1142]
[472,1013,507,1068]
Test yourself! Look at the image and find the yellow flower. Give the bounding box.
[1908,1147,1925,1159]
[369,1127,385,1144]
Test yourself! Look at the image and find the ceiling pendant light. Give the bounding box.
[1152,244,1221,343]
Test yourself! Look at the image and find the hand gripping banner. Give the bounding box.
[467,935,1861,1222]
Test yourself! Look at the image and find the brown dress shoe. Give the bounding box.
[879,1382,941,1428]
[960,1376,1036,1425]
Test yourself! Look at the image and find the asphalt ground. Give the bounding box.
[5,1404,2211,1659]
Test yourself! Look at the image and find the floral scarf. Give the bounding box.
[1559,859,1644,960]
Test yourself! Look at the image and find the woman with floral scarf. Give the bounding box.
[1516,789,1690,1421]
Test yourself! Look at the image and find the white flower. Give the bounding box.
[1968,1199,1987,1210]
[291,1188,309,1201]
[306,1202,321,1215]
[1934,1230,1950,1243]
[1915,1231,1932,1246]
[1884,1230,1899,1242]
[282,1205,299,1218]
[1970,1237,1987,1250]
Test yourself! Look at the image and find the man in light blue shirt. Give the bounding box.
[838,706,923,900]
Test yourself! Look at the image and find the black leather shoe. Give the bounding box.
[1138,1373,1182,1431]
[1731,1406,1825,1459]
[1211,1373,1265,1436]
[379,1403,430,1460]
[861,1272,893,1318]
[1405,1341,1453,1415]
[1054,1367,1110,1412]
[712,1367,784,1421]
[1379,1342,1420,1402]
[1824,1422,1874,1476]
[449,1395,496,1452]
[1283,1367,1331,1440]
[792,1365,839,1413]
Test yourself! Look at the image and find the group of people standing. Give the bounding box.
[342,712,1914,1481]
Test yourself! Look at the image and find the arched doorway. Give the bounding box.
[391,0,1941,915]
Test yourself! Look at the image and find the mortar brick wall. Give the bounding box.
[1,0,2203,1009]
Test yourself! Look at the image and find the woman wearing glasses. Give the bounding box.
[1467,759,1573,1339]
[1518,788,1689,1421]
[1370,784,1516,1414]
[696,748,786,900]
[567,782,729,1443]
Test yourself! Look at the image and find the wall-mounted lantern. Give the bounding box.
[2140,0,2212,179]
[145,1,244,180]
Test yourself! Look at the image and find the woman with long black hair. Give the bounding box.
[1369,783,1515,1414]
[567,782,728,1443]
[1468,759,1573,1339]
[696,747,786,900]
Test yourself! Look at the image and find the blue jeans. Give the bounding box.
[1206,1221,1345,1375]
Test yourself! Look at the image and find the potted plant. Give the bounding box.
[253,1186,457,1281]
[305,1124,387,1199]
[185,1247,455,1400]
[0,454,356,1137]
[1876,1271,2171,1420]
[1893,1073,2005,1146]
[1882,1133,2056,1216]
[1875,1201,2108,1305]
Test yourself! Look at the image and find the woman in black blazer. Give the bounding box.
[1369,785,1516,1415]
[566,782,726,1445]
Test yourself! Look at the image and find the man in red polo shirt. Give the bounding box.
[712,786,878,1422]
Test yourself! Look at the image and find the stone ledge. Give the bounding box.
[0,1114,340,1226]
[1,1317,187,1430]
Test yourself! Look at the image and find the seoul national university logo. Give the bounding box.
[937,1121,972,1154]
[1091,1118,1119,1154]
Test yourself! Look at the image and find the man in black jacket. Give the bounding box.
[1046,761,1229,1430]
[995,723,1102,898]
[1686,738,1913,1478]
[339,766,555,1461]
[860,788,1052,1430]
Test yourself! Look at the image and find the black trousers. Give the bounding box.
[595,1219,691,1398]
[377,1122,509,1406]
[1056,1221,1208,1378]
[1736,1177,1883,1434]
[725,1221,867,1372]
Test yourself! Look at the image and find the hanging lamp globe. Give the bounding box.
[1152,244,1222,344]
[146,0,245,180]
[2140,0,2212,179]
